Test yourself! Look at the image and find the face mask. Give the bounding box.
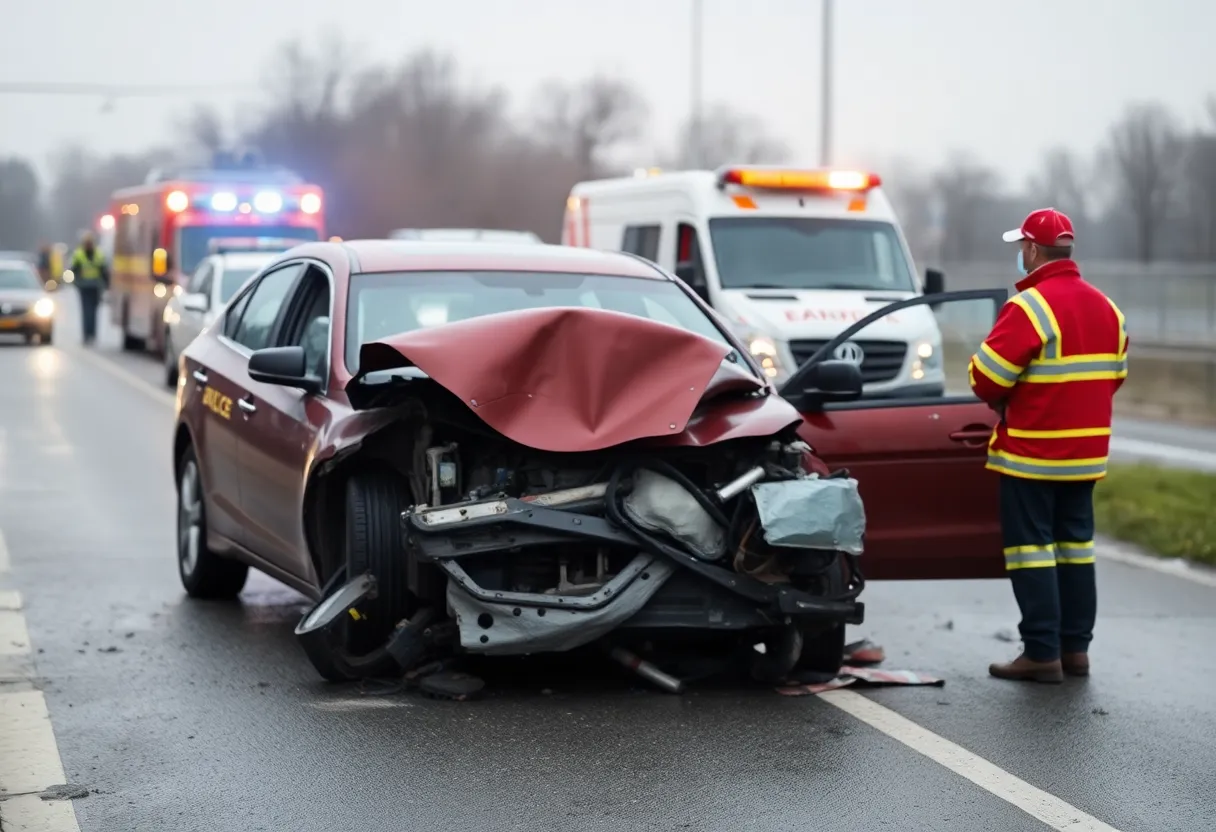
[1016,249,1028,276]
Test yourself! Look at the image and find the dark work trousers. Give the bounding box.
[77,283,101,343]
[1000,475,1098,662]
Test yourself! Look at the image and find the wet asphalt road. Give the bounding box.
[1,294,1215,832]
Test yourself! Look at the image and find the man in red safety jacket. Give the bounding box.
[968,208,1127,683]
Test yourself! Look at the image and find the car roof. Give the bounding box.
[307,240,668,280]
[0,259,36,270]
[210,251,282,270]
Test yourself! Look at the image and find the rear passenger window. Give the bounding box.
[621,224,661,263]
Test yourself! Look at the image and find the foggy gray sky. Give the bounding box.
[1,0,1211,187]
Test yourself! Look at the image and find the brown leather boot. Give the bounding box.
[1062,652,1089,677]
[989,654,1064,683]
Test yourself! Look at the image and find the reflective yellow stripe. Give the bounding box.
[1022,353,1126,383]
[1005,426,1112,439]
[1009,294,1049,353]
[1105,296,1128,357]
[971,350,1018,388]
[1057,540,1096,565]
[1029,287,1064,357]
[987,450,1108,480]
[1010,288,1062,360]
[1004,544,1056,570]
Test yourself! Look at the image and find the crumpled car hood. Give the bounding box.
[349,306,800,452]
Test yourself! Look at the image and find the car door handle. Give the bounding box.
[192,369,208,384]
[237,397,257,414]
[949,424,994,446]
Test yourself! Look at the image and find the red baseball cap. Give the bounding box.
[1002,208,1075,245]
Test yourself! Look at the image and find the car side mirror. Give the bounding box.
[924,269,945,311]
[248,346,321,393]
[181,293,209,314]
[784,359,864,411]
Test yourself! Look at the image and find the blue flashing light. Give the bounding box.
[211,192,238,212]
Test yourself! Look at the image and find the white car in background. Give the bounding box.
[162,245,284,387]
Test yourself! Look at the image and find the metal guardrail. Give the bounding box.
[941,261,1216,352]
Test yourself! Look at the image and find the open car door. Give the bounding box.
[779,289,1009,580]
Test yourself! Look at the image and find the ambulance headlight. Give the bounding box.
[914,340,941,368]
[33,297,55,318]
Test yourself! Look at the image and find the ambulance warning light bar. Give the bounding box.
[716,166,881,192]
[208,237,302,254]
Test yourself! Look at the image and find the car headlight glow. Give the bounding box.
[33,297,54,318]
[743,335,784,379]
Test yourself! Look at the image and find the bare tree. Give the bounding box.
[880,157,936,265]
[669,104,789,169]
[178,105,228,156]
[0,157,43,248]
[533,75,649,176]
[1107,102,1181,262]
[1177,96,1216,259]
[46,146,176,243]
[932,152,1002,262]
[1026,147,1091,221]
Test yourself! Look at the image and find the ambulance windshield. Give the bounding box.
[708,217,917,292]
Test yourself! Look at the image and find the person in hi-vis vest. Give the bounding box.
[69,232,110,344]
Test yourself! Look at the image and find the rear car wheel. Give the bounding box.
[343,470,415,653]
[177,446,248,599]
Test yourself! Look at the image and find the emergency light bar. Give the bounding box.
[207,237,301,254]
[717,167,881,192]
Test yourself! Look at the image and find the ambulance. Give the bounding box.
[562,166,947,397]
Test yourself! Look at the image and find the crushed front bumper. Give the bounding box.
[403,485,864,656]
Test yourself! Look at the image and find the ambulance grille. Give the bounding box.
[788,339,908,383]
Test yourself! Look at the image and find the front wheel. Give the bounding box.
[795,623,846,675]
[343,470,416,653]
[177,446,248,599]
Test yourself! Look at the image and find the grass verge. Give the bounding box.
[1095,463,1216,565]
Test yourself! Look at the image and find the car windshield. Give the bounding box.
[708,217,917,292]
[0,265,41,290]
[177,226,318,274]
[219,268,259,303]
[345,270,734,373]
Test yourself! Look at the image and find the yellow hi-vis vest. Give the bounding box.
[71,247,105,282]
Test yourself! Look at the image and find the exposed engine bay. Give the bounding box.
[299,391,868,689]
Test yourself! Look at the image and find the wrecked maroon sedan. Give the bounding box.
[171,240,1004,688]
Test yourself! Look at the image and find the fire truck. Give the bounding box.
[107,155,325,354]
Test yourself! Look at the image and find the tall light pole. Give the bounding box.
[820,0,833,166]
[690,0,704,168]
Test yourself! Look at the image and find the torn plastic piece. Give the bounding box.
[751,477,866,555]
[419,671,485,701]
[844,638,885,665]
[776,666,945,697]
[610,647,685,693]
[622,468,726,561]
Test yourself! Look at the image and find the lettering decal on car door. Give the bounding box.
[202,386,233,420]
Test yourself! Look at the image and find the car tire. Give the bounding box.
[177,445,248,599]
[343,470,415,654]
[120,299,143,352]
[164,330,178,388]
[795,623,846,675]
[41,330,53,346]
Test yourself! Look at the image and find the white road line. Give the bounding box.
[821,690,1121,831]
[0,586,82,832]
[72,346,175,409]
[1097,537,1216,589]
[0,610,31,657]
[1109,436,1216,472]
